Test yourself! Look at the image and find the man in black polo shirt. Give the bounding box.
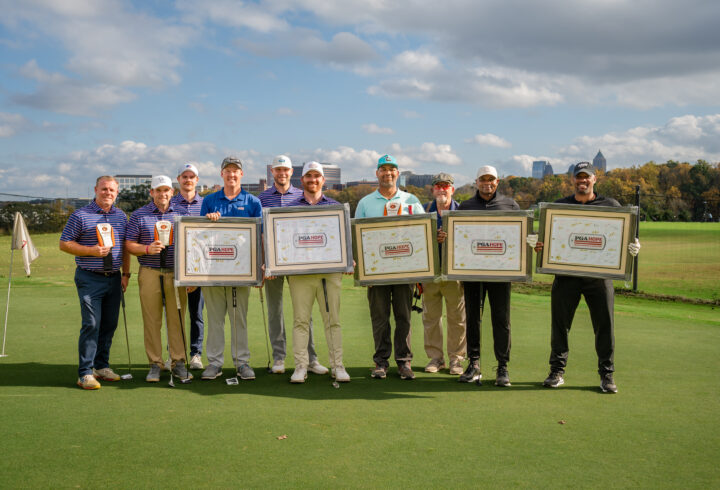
[536,161,641,393]
[457,165,530,387]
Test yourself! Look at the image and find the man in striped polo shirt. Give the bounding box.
[170,163,205,371]
[258,155,326,376]
[200,157,262,381]
[125,175,191,383]
[286,162,350,383]
[60,175,130,390]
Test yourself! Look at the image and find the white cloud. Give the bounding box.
[276,107,296,116]
[362,123,394,135]
[466,133,511,148]
[177,0,288,33]
[0,112,28,138]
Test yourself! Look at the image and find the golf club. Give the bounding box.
[258,287,272,373]
[173,284,192,384]
[475,284,484,387]
[119,290,133,380]
[225,287,239,385]
[322,278,340,389]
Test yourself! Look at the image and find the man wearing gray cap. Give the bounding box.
[421,172,466,375]
[258,155,327,376]
[458,165,525,387]
[199,157,262,381]
[171,163,205,370]
[536,161,641,393]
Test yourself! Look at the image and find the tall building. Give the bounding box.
[567,163,576,176]
[593,150,607,173]
[532,161,549,179]
[543,164,554,177]
[400,171,434,187]
[115,175,152,192]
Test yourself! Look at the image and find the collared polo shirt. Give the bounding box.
[60,200,128,272]
[126,201,187,268]
[423,198,459,260]
[200,188,262,218]
[288,194,340,206]
[170,192,203,216]
[258,184,304,208]
[354,189,424,218]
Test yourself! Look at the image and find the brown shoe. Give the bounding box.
[398,362,415,380]
[449,358,464,375]
[424,358,446,373]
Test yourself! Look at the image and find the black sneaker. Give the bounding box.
[600,373,617,393]
[495,366,511,387]
[458,362,481,383]
[543,371,564,388]
[398,362,415,380]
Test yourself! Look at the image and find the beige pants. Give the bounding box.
[138,266,188,367]
[421,280,466,363]
[288,273,343,369]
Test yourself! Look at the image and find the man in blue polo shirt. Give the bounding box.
[286,162,350,383]
[258,155,326,376]
[170,163,205,371]
[355,154,424,380]
[200,156,262,381]
[60,176,130,390]
[126,175,191,383]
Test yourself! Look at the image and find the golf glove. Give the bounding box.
[526,234,538,248]
[628,238,641,257]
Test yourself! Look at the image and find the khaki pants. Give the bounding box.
[288,273,343,369]
[421,280,466,363]
[138,266,188,367]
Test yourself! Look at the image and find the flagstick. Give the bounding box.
[1,249,14,357]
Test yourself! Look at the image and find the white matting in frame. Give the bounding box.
[443,210,533,282]
[352,213,439,286]
[536,203,638,280]
[263,204,353,277]
[174,216,262,286]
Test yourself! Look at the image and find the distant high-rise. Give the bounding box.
[593,150,607,173]
[543,164,554,177]
[532,161,549,179]
[567,163,576,176]
[401,171,434,188]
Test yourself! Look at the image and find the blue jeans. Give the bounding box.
[75,268,122,377]
[188,287,204,356]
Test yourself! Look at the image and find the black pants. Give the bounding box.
[463,281,511,367]
[367,284,413,368]
[549,276,615,375]
[187,287,204,356]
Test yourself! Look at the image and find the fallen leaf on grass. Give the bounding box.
[277,434,288,440]
[558,420,566,425]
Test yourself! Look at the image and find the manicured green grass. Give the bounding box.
[0,231,718,487]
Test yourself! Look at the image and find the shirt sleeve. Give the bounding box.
[60,212,82,242]
[354,199,367,218]
[126,212,140,242]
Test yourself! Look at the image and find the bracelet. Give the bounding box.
[145,245,149,255]
[122,273,131,278]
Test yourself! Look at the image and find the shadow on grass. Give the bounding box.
[0,362,604,399]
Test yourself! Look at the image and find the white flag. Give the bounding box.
[11,212,39,276]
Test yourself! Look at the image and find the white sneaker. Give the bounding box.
[189,354,203,370]
[163,359,171,371]
[271,360,285,374]
[290,366,307,384]
[308,360,329,375]
[332,366,351,383]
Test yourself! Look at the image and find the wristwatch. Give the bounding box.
[122,272,131,278]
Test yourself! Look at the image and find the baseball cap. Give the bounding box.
[302,161,324,177]
[272,155,292,169]
[177,162,199,177]
[476,165,498,179]
[432,172,454,186]
[151,175,173,190]
[221,156,243,170]
[573,161,595,177]
[377,154,398,168]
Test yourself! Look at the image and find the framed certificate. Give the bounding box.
[263,204,353,277]
[443,210,534,282]
[352,214,440,286]
[174,216,262,286]
[536,203,638,280]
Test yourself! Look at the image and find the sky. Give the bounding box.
[1,0,720,198]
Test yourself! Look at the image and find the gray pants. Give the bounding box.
[264,276,318,363]
[202,286,250,368]
[368,284,414,368]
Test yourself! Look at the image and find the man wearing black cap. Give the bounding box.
[421,172,466,376]
[536,161,641,393]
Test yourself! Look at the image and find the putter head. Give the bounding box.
[120,373,133,380]
[332,381,340,389]
[225,377,239,385]
[411,304,423,313]
[475,378,483,386]
[179,377,192,384]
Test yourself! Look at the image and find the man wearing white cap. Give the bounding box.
[170,163,205,370]
[258,155,326,376]
[125,175,191,383]
[458,165,528,387]
[355,154,424,380]
[285,162,350,383]
[200,157,262,381]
